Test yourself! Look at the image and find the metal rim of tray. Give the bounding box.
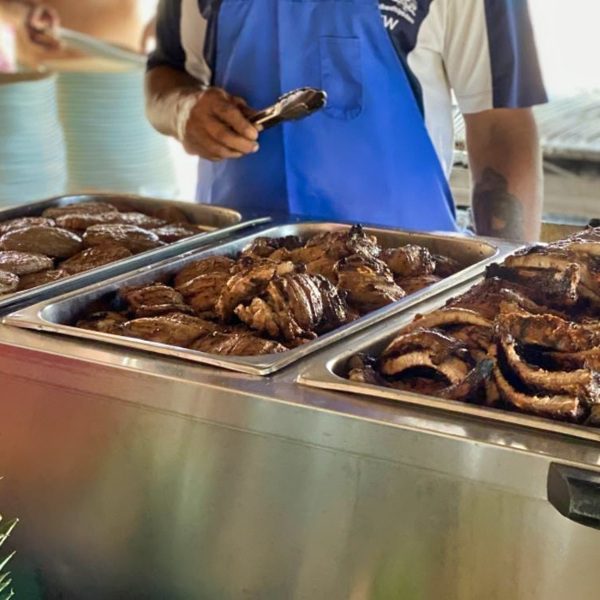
[2,223,520,376]
[296,280,600,444]
[0,193,269,312]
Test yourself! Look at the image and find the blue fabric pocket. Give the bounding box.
[319,36,363,120]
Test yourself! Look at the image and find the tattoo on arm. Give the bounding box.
[472,168,525,240]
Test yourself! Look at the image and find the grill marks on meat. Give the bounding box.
[347,227,600,428]
[381,245,435,278]
[83,224,164,254]
[0,271,19,294]
[335,254,405,313]
[61,244,132,275]
[120,283,190,318]
[174,256,235,289]
[191,331,287,356]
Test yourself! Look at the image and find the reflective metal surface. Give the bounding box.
[298,280,600,443]
[0,193,265,313]
[1,325,600,599]
[3,223,517,375]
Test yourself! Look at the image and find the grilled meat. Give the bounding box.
[433,254,462,278]
[381,245,435,277]
[191,331,287,355]
[54,212,121,231]
[114,212,166,229]
[83,224,163,254]
[42,201,118,219]
[405,308,492,333]
[335,254,405,313]
[216,258,296,321]
[120,283,187,318]
[180,273,231,313]
[152,224,199,243]
[17,269,68,291]
[152,205,191,224]
[0,271,18,294]
[0,251,53,275]
[315,275,351,332]
[242,236,304,259]
[61,244,132,275]
[398,275,442,295]
[76,311,127,334]
[121,313,219,347]
[347,354,392,387]
[174,256,235,289]
[438,359,495,402]
[1,226,82,258]
[0,217,55,235]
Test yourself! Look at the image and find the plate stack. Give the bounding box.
[46,58,178,198]
[0,71,67,207]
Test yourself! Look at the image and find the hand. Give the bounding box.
[178,87,260,161]
[26,4,61,49]
[140,15,156,54]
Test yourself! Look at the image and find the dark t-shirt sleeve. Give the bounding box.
[147,0,186,72]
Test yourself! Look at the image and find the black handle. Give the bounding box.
[547,463,600,529]
[589,218,600,228]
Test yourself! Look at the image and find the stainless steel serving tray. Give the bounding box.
[298,280,600,443]
[0,193,267,313]
[3,223,518,376]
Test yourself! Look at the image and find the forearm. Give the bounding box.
[144,65,205,140]
[466,108,543,242]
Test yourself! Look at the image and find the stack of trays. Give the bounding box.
[0,71,67,206]
[46,58,178,198]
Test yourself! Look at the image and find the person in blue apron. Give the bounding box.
[146,0,547,241]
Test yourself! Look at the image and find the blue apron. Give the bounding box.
[196,0,458,231]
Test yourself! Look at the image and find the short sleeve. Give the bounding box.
[147,0,186,72]
[444,0,548,115]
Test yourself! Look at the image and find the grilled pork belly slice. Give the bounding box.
[174,256,235,289]
[0,251,53,275]
[335,254,405,313]
[191,331,287,356]
[438,359,495,402]
[121,313,219,347]
[83,224,164,254]
[404,308,493,333]
[314,275,351,332]
[120,283,190,317]
[54,212,121,231]
[0,270,18,294]
[398,275,442,295]
[241,235,304,259]
[61,244,132,275]
[216,258,296,321]
[382,329,471,366]
[183,273,231,313]
[43,202,118,219]
[17,269,68,291]
[1,226,83,258]
[0,217,55,235]
[76,311,128,335]
[381,245,435,277]
[380,353,471,386]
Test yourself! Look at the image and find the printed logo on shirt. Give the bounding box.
[380,0,418,29]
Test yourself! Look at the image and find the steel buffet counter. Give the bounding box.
[1,313,600,599]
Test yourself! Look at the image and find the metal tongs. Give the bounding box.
[250,88,327,130]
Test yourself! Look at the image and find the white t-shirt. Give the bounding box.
[149,0,547,175]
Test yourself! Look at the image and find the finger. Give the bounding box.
[206,119,259,155]
[213,101,258,141]
[187,131,244,161]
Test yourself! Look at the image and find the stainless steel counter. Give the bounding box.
[1,324,600,599]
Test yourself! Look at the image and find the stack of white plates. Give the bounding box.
[0,71,67,207]
[46,58,178,198]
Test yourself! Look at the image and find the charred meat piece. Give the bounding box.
[54,212,121,231]
[314,275,351,332]
[235,273,324,341]
[61,244,132,275]
[404,308,493,333]
[497,305,600,353]
[121,313,219,347]
[347,354,392,387]
[114,212,166,229]
[215,258,296,321]
[381,245,435,277]
[397,275,442,295]
[0,271,18,294]
[152,224,199,243]
[380,352,471,386]
[242,236,304,259]
[335,254,405,313]
[433,254,462,278]
[17,269,68,291]
[42,201,118,219]
[1,226,82,258]
[444,324,493,362]
[493,362,585,422]
[83,224,163,254]
[180,273,231,313]
[543,349,600,371]
[0,251,53,275]
[76,311,127,335]
[120,283,187,317]
[439,359,495,402]
[191,331,288,356]
[174,256,235,289]
[0,217,55,235]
